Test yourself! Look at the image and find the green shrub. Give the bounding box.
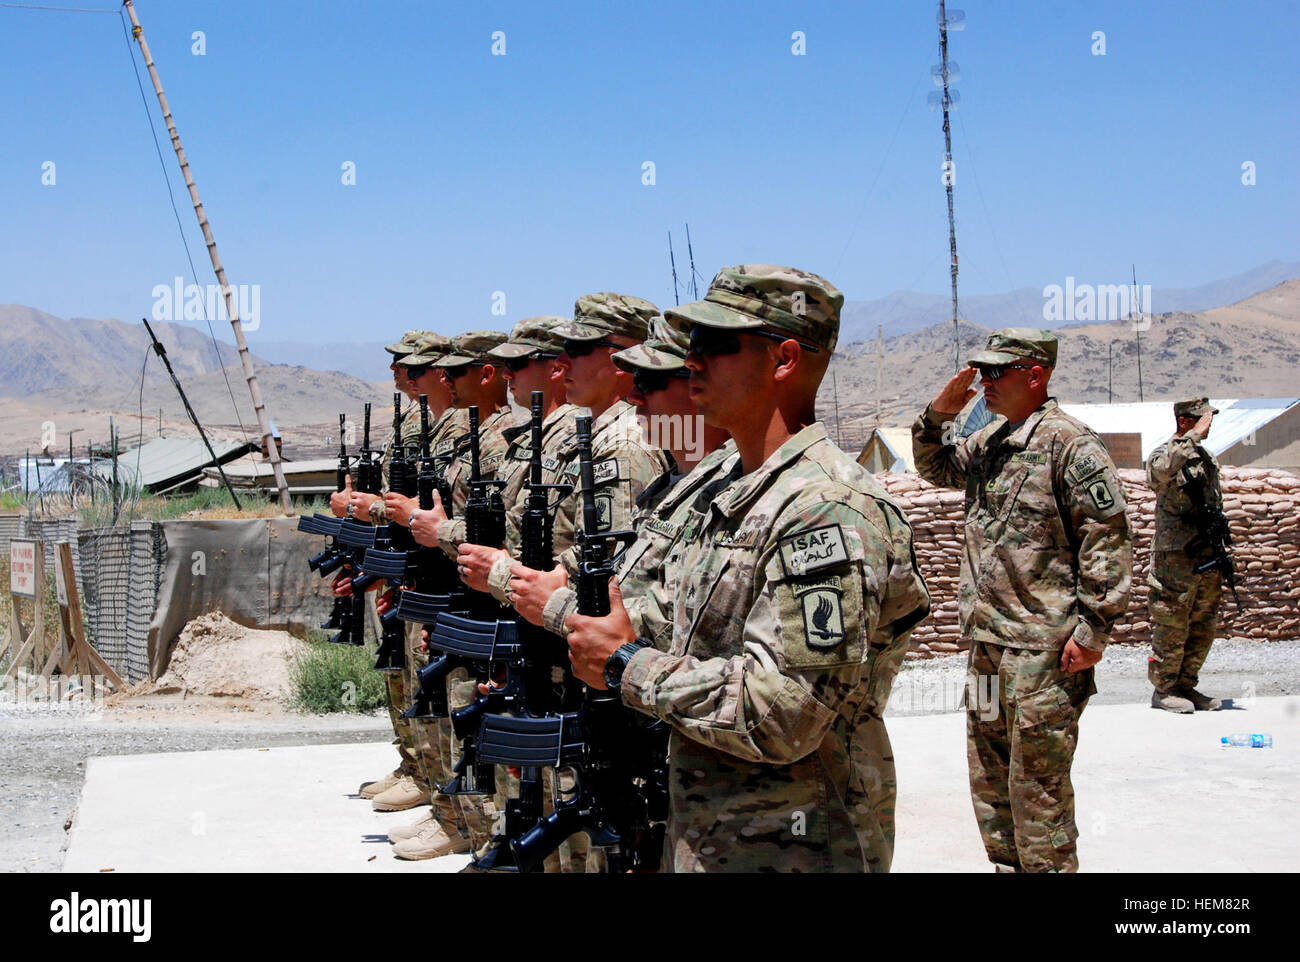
[288,638,387,714]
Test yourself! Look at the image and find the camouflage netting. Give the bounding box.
[882,467,1300,657]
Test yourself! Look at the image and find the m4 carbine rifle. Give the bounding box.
[1180,465,1243,612]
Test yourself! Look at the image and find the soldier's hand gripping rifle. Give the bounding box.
[439,393,575,865]
[1180,465,1243,612]
[470,415,655,872]
[405,405,512,778]
[297,414,352,638]
[332,402,388,646]
[368,395,418,672]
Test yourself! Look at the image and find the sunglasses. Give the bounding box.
[688,325,822,357]
[504,352,559,372]
[632,367,691,396]
[441,363,483,381]
[403,364,431,379]
[562,338,621,358]
[979,364,1037,381]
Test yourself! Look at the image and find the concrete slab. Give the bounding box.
[64,697,1299,872]
[892,695,1300,872]
[64,741,471,873]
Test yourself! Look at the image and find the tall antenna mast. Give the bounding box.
[1132,263,1145,403]
[668,231,681,306]
[685,223,701,301]
[124,0,293,515]
[932,2,965,372]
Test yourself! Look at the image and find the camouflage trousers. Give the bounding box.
[965,640,1095,873]
[405,622,464,836]
[373,592,417,777]
[446,671,493,854]
[1147,550,1223,693]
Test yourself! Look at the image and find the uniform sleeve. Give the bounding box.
[620,501,892,765]
[1059,437,1134,651]
[553,443,666,576]
[1146,432,1202,492]
[911,404,974,489]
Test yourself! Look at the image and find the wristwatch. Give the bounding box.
[604,638,653,692]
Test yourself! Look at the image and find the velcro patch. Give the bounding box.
[1085,477,1117,512]
[641,516,681,539]
[779,524,849,577]
[1065,453,1103,486]
[799,582,846,651]
[592,458,619,485]
[713,528,760,549]
[542,457,561,472]
[1010,452,1047,465]
[434,438,457,456]
[595,493,613,531]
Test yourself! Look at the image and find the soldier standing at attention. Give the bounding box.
[565,266,930,872]
[912,329,1133,873]
[1146,397,1225,713]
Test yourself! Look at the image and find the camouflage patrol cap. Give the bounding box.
[384,329,428,357]
[968,328,1058,368]
[1174,397,1219,418]
[431,330,510,367]
[554,292,659,343]
[488,316,568,360]
[664,264,844,352]
[396,331,454,366]
[612,316,691,373]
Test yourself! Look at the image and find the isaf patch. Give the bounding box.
[434,438,457,457]
[592,458,619,485]
[1065,453,1103,487]
[778,524,849,577]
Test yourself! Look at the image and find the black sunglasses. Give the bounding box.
[688,325,822,357]
[403,363,431,379]
[979,364,1036,381]
[632,367,691,396]
[441,362,484,381]
[562,338,620,358]
[505,352,559,372]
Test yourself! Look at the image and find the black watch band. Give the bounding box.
[604,637,653,692]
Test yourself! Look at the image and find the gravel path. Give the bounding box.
[3,638,1296,873]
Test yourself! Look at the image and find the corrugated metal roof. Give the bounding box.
[857,428,916,473]
[91,437,255,491]
[1059,398,1299,462]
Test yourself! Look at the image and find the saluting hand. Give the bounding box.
[932,367,980,415]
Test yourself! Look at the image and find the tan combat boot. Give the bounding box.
[1151,689,1194,713]
[392,822,472,860]
[358,769,403,799]
[1179,687,1222,711]
[371,775,432,812]
[387,808,435,843]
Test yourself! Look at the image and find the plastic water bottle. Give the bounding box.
[1221,733,1273,748]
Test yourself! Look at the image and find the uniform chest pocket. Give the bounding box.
[675,534,762,659]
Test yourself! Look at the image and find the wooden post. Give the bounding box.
[1,540,45,682]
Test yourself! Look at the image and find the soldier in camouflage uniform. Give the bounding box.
[566,266,930,872]
[912,329,1133,873]
[344,331,429,803]
[1146,397,1225,713]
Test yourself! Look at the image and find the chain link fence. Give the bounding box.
[75,523,165,684]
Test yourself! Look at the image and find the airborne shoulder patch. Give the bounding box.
[798,579,846,651]
[778,524,849,578]
[1085,476,1117,512]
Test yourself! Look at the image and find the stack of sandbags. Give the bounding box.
[880,466,1300,658]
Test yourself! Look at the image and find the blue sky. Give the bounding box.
[1,0,1296,344]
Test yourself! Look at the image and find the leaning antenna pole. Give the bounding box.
[685,222,700,301]
[124,0,293,515]
[142,319,243,509]
[1132,263,1145,403]
[936,0,962,372]
[668,231,681,307]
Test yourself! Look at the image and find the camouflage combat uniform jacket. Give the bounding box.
[546,400,669,577]
[620,423,930,872]
[911,399,1132,651]
[1146,429,1222,555]
[483,403,580,603]
[541,442,742,646]
[367,397,423,523]
[433,405,518,557]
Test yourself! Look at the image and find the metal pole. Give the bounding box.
[142,318,243,509]
[124,0,292,515]
[668,231,681,307]
[939,0,960,372]
[1132,263,1145,403]
[685,223,700,301]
